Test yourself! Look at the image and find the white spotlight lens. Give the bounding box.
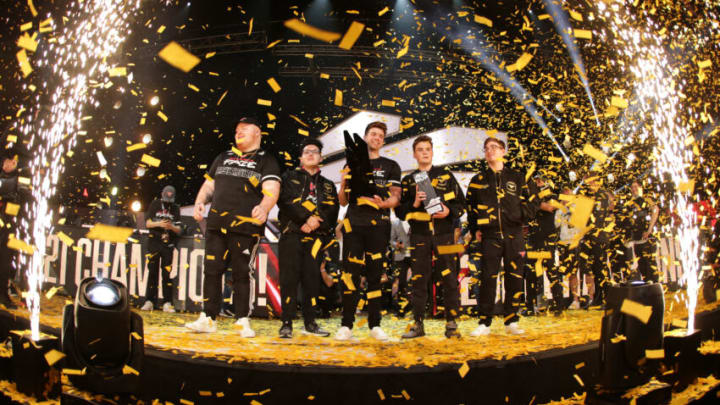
[87,282,121,307]
[136,166,146,177]
[142,134,152,144]
[149,95,159,106]
[131,200,142,212]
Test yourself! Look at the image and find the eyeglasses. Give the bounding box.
[302,149,321,155]
[484,144,503,152]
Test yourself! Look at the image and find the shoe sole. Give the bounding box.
[301,330,330,337]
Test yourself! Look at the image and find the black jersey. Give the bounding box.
[345,156,401,226]
[146,199,181,248]
[206,148,281,236]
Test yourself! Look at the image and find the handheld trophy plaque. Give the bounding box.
[413,171,443,215]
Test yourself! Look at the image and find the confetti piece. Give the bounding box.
[27,0,38,16]
[620,298,653,324]
[697,59,712,69]
[569,10,583,21]
[20,22,32,31]
[266,77,281,93]
[458,362,470,378]
[367,290,382,299]
[582,143,608,163]
[437,245,464,255]
[302,200,317,212]
[569,195,594,229]
[188,83,200,92]
[311,238,322,258]
[573,374,584,387]
[86,223,134,243]
[217,90,228,106]
[17,33,38,52]
[381,99,396,107]
[157,25,166,33]
[108,67,127,77]
[4,203,20,216]
[44,349,65,366]
[526,251,552,259]
[45,286,61,299]
[397,43,409,58]
[506,52,533,72]
[63,368,86,376]
[573,29,592,40]
[141,154,161,167]
[338,21,365,50]
[158,41,201,73]
[378,7,389,16]
[444,191,456,200]
[645,349,665,359]
[342,218,352,233]
[334,89,343,106]
[611,96,629,109]
[126,143,147,152]
[377,389,386,400]
[157,111,168,122]
[474,15,493,27]
[56,231,74,246]
[677,180,695,193]
[257,98,272,106]
[406,212,431,222]
[7,235,35,255]
[284,19,342,43]
[17,49,33,77]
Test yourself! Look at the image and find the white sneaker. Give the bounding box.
[140,301,153,311]
[335,326,353,341]
[369,327,389,341]
[185,312,217,333]
[162,302,176,313]
[470,324,491,337]
[569,301,580,310]
[234,317,256,338]
[505,322,525,335]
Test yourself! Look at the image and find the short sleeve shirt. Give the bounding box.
[206,148,281,236]
[146,199,181,248]
[345,156,401,226]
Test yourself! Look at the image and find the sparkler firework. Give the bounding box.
[13,0,141,341]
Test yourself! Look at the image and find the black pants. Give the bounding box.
[394,257,410,311]
[477,233,525,326]
[633,240,658,283]
[0,226,15,300]
[279,233,322,326]
[409,232,459,322]
[145,244,174,306]
[203,230,259,320]
[525,234,550,311]
[341,223,389,329]
[579,237,609,301]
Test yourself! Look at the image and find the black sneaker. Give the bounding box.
[401,322,425,339]
[445,321,461,339]
[303,323,330,337]
[279,323,293,339]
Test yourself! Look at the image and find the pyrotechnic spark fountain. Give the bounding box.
[13,0,141,341]
[542,0,601,127]
[597,0,705,333]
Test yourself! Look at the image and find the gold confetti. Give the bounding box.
[620,299,653,324]
[458,361,470,378]
[257,98,272,106]
[284,19,342,43]
[158,41,201,73]
[338,21,365,50]
[86,223,134,243]
[334,89,343,106]
[266,77,281,93]
[378,7,390,16]
[573,29,592,40]
[17,49,33,77]
[474,15,493,27]
[157,111,168,122]
[4,203,20,216]
[126,143,147,152]
[506,52,533,72]
[141,154,161,167]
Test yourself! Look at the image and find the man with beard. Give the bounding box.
[186,117,281,336]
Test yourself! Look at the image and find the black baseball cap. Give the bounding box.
[236,116,262,129]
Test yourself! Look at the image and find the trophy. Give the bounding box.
[343,130,381,203]
[413,171,443,215]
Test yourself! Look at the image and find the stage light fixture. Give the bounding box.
[142,133,152,144]
[104,137,113,147]
[131,200,142,212]
[136,166,146,177]
[149,95,159,106]
[62,277,144,394]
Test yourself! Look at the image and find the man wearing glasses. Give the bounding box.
[466,137,537,336]
[277,138,339,338]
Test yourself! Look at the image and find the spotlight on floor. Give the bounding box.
[62,277,144,394]
[588,281,668,404]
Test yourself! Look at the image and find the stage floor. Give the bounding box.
[3,291,718,369]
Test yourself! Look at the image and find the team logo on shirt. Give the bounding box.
[323,182,333,193]
[506,181,517,195]
[223,157,257,169]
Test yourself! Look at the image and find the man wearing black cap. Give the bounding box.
[186,116,281,336]
[277,138,338,338]
[142,185,182,312]
[0,152,24,309]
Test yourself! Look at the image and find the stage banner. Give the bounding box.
[40,225,281,317]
